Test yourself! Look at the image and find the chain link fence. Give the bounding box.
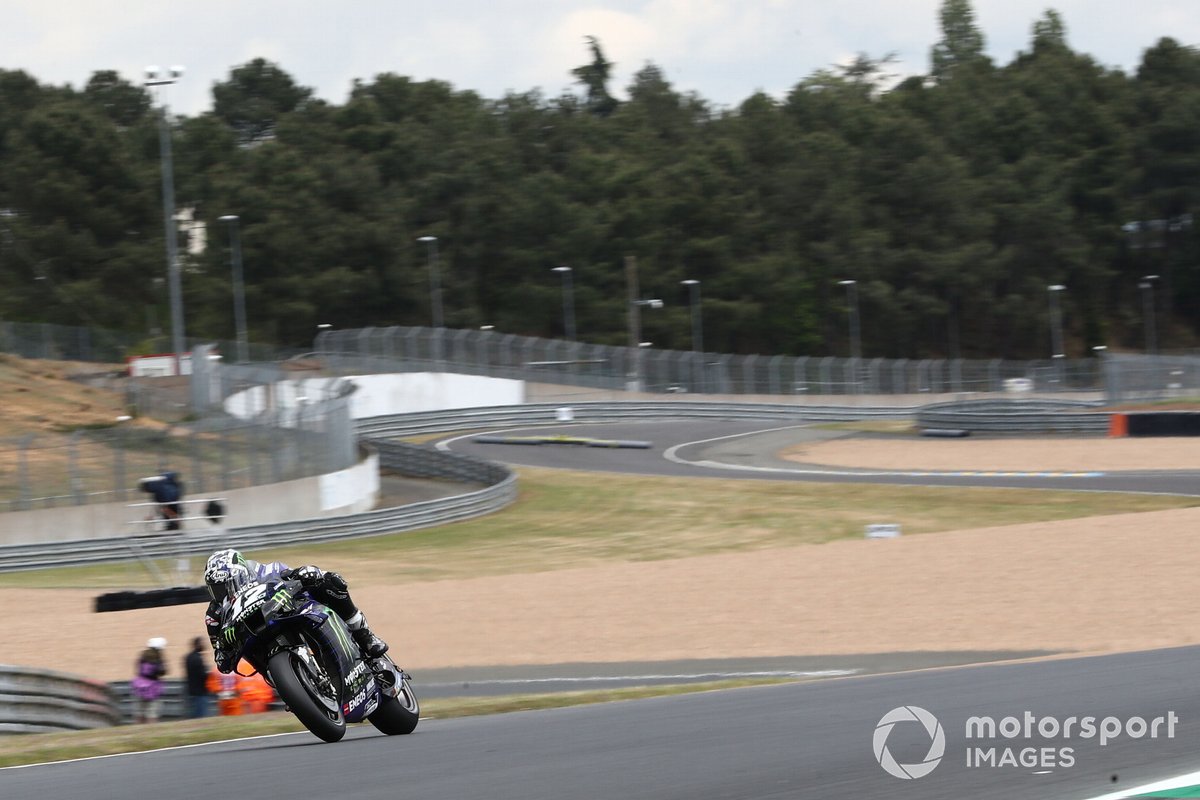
[316,325,1200,403]
[0,326,355,512]
[317,326,1159,399]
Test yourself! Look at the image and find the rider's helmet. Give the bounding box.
[203,549,253,604]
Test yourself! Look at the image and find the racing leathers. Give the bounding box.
[203,553,388,674]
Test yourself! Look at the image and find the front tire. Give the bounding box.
[268,648,346,743]
[368,668,419,735]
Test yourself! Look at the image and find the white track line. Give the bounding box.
[423,669,860,687]
[0,730,310,771]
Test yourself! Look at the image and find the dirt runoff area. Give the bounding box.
[5,436,1200,682]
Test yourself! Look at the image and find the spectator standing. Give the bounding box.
[184,637,212,718]
[138,471,185,531]
[131,637,168,723]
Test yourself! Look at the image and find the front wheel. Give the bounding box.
[368,666,419,735]
[268,647,346,743]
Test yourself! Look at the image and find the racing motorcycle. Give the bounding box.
[219,577,419,742]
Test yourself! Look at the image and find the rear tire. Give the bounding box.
[368,669,419,735]
[268,648,346,743]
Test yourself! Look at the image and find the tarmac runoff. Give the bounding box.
[663,426,1107,478]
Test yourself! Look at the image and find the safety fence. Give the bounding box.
[0,665,121,734]
[0,400,356,512]
[0,352,357,512]
[0,442,516,572]
[317,326,1108,397]
[318,325,1200,404]
[0,319,293,367]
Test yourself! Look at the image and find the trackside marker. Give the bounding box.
[1078,768,1200,799]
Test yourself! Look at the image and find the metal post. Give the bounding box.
[626,256,640,391]
[1141,275,1159,356]
[219,215,249,363]
[552,266,575,342]
[1048,284,1066,389]
[417,236,443,368]
[838,280,861,393]
[145,66,187,373]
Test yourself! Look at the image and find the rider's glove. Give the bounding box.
[288,565,323,587]
[214,648,237,674]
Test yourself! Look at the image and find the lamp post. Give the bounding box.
[551,266,576,342]
[1047,284,1066,359]
[681,278,703,393]
[837,279,861,393]
[145,65,186,373]
[680,279,703,353]
[1140,274,1159,356]
[629,298,663,392]
[217,215,249,363]
[1048,284,1066,389]
[416,235,443,367]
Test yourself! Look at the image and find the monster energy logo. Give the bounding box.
[330,618,355,655]
[223,626,236,643]
[272,588,290,606]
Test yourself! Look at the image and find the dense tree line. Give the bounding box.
[1,0,1198,359]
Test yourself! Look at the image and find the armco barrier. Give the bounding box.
[916,399,1109,434]
[354,401,921,439]
[0,665,121,733]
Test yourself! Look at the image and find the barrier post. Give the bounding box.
[1108,413,1128,438]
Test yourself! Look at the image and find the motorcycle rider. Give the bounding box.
[203,548,389,674]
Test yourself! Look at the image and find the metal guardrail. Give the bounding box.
[916,399,1110,433]
[0,665,121,734]
[355,401,921,439]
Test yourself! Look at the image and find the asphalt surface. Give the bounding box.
[439,419,1200,495]
[6,646,1200,800]
[414,651,1056,697]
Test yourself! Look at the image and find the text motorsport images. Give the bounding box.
[873,706,1180,780]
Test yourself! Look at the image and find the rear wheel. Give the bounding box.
[368,662,419,735]
[268,647,346,743]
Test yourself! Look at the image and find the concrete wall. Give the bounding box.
[0,453,379,547]
[225,373,525,420]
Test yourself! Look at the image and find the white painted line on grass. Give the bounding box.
[0,730,311,771]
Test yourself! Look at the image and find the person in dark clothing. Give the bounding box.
[184,637,212,718]
[139,471,184,531]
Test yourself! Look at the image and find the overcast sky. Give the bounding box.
[6,1,1200,116]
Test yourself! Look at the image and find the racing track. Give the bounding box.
[5,419,1199,799]
[6,645,1200,800]
[439,419,1200,496]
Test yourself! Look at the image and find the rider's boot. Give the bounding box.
[346,611,389,657]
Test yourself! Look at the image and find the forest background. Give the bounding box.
[1,0,1198,361]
